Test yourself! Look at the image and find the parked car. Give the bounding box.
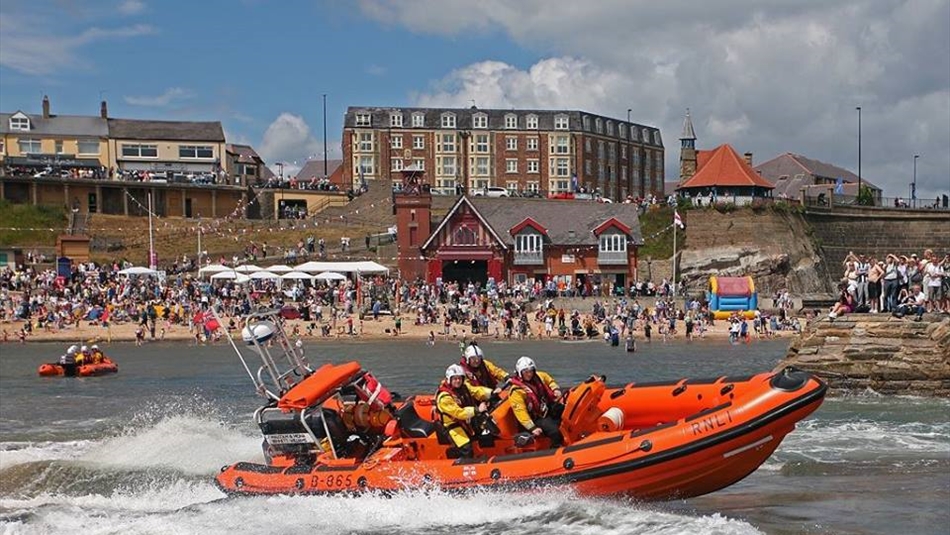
[474,186,510,198]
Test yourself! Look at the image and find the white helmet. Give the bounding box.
[516,356,536,375]
[81,345,89,352]
[67,345,79,355]
[445,364,466,381]
[91,344,99,350]
[464,345,484,362]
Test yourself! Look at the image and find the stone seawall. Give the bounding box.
[779,315,950,397]
[804,206,950,276]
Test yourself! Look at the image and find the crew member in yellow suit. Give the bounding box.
[508,356,565,447]
[436,364,492,458]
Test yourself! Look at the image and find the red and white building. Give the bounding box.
[394,187,644,289]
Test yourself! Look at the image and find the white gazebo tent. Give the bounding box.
[265,264,294,273]
[118,266,158,276]
[249,270,280,280]
[197,263,231,277]
[293,261,390,274]
[234,264,263,273]
[210,271,251,284]
[281,272,314,281]
[314,271,347,281]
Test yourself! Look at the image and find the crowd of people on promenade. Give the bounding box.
[831,248,948,321]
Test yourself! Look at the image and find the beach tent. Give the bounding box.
[198,264,230,276]
[294,261,390,274]
[281,272,313,281]
[314,272,347,281]
[210,271,241,280]
[265,264,294,273]
[118,266,158,276]
[250,271,280,280]
[234,264,263,273]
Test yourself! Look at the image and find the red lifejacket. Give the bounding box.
[509,374,558,419]
[436,381,477,433]
[459,358,497,389]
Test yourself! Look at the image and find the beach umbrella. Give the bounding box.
[198,264,230,275]
[314,271,347,281]
[118,266,158,276]
[281,272,313,280]
[265,264,294,273]
[249,271,280,280]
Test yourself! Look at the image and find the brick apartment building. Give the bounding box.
[342,106,664,201]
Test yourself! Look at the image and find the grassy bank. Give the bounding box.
[0,201,65,247]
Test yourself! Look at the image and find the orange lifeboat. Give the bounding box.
[215,365,826,500]
[38,357,118,377]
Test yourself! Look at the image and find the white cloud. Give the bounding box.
[258,113,326,176]
[0,11,156,75]
[118,0,146,16]
[124,87,193,107]
[361,0,950,199]
[366,64,387,76]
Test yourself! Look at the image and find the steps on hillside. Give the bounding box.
[318,181,395,229]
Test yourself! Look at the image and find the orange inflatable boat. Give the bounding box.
[38,357,118,377]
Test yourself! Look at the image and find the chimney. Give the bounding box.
[744,152,753,167]
[42,95,50,118]
[100,100,108,119]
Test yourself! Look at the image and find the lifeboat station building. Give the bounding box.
[395,189,644,288]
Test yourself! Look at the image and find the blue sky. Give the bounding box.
[2,0,948,199]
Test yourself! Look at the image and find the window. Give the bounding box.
[0,138,4,154]
[390,113,403,127]
[582,116,591,131]
[355,113,371,127]
[180,145,214,158]
[642,128,650,144]
[552,157,570,176]
[505,114,518,129]
[598,162,605,180]
[621,145,627,159]
[391,158,404,172]
[526,114,538,129]
[515,233,543,253]
[608,143,616,160]
[599,233,627,253]
[597,141,605,159]
[526,181,540,193]
[526,137,539,151]
[437,178,457,192]
[474,134,489,153]
[412,135,425,150]
[412,158,425,170]
[55,140,65,154]
[619,124,626,139]
[584,138,591,152]
[527,159,539,173]
[607,121,614,136]
[437,156,457,176]
[9,116,29,131]
[630,128,639,142]
[473,156,490,176]
[554,115,569,130]
[121,144,157,157]
[506,181,519,194]
[551,178,570,192]
[437,133,456,153]
[555,135,570,154]
[595,118,603,134]
[506,136,517,151]
[506,159,518,173]
[473,113,488,129]
[18,138,41,153]
[654,131,661,145]
[453,225,477,246]
[356,155,374,176]
[585,160,592,175]
[358,133,373,152]
[390,135,403,149]
[77,139,99,155]
[441,113,456,128]
[412,112,425,127]
[621,165,627,180]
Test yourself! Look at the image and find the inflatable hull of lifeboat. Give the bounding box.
[216,366,825,500]
[38,358,118,377]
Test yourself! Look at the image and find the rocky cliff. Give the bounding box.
[679,206,835,296]
[779,316,950,397]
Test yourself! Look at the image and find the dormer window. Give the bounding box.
[595,118,603,134]
[582,116,591,131]
[555,114,570,131]
[599,233,627,253]
[412,112,425,127]
[526,114,538,129]
[9,113,30,131]
[473,113,488,129]
[606,121,614,136]
[390,113,403,127]
[642,128,650,144]
[504,114,518,129]
[619,124,627,139]
[355,112,372,127]
[441,112,457,129]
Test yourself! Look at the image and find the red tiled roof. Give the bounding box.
[678,144,774,189]
[696,150,715,171]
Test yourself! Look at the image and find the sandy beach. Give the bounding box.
[1,310,799,347]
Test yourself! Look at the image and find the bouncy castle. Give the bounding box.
[708,276,758,319]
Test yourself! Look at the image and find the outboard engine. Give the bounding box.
[257,406,348,463]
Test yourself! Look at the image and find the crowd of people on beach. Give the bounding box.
[831,248,948,321]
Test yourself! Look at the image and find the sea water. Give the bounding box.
[1,339,948,535]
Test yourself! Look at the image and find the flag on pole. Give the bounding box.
[674,210,685,229]
[834,177,844,194]
[571,173,579,192]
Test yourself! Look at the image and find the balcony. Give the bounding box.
[598,250,628,265]
[513,250,544,265]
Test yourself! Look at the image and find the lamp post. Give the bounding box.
[627,108,631,123]
[855,106,862,200]
[322,94,328,180]
[912,154,919,208]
